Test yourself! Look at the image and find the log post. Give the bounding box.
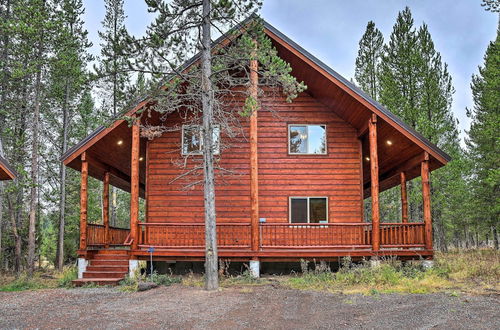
[400,172,408,223]
[130,121,140,250]
[79,152,88,251]
[250,54,260,253]
[421,152,433,250]
[368,114,380,252]
[103,171,110,248]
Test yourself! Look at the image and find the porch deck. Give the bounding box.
[84,222,432,260]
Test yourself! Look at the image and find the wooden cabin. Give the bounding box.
[63,19,450,283]
[0,155,16,181]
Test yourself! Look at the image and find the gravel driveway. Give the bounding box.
[0,285,498,329]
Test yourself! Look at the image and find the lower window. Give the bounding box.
[289,197,328,223]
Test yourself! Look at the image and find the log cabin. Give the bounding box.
[62,19,450,284]
[0,155,16,181]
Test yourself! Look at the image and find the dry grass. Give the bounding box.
[282,249,500,295]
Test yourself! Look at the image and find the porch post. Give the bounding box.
[400,172,408,223]
[103,171,110,248]
[79,152,88,251]
[421,152,433,250]
[130,121,140,251]
[368,114,380,252]
[250,53,260,254]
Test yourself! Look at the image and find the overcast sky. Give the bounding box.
[83,0,498,141]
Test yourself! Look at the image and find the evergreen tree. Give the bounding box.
[126,0,306,290]
[466,21,500,249]
[94,0,131,117]
[355,21,384,100]
[45,0,93,269]
[364,7,467,249]
[94,0,132,228]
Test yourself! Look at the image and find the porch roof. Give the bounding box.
[62,17,450,196]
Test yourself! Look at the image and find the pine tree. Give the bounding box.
[370,7,467,249]
[355,21,384,100]
[466,21,500,249]
[95,0,130,117]
[126,0,306,290]
[45,0,93,270]
[94,0,131,228]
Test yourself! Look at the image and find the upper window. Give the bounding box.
[289,197,328,223]
[182,125,220,155]
[288,125,327,154]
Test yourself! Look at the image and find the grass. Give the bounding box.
[119,271,182,292]
[1,250,497,294]
[0,265,79,292]
[282,249,500,295]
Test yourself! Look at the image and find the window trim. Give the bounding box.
[287,124,327,155]
[181,124,220,156]
[288,196,329,224]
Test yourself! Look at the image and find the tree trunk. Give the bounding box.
[57,82,70,270]
[201,0,218,291]
[493,226,499,250]
[7,195,21,273]
[27,59,42,275]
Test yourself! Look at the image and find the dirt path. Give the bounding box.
[0,285,498,329]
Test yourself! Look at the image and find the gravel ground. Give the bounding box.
[0,285,498,329]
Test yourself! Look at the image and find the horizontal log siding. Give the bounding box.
[147,109,251,223]
[146,92,362,224]
[259,93,362,223]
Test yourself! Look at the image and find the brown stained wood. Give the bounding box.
[421,153,433,250]
[0,157,15,180]
[79,153,88,250]
[103,171,110,247]
[400,172,408,223]
[130,122,140,250]
[250,56,260,253]
[368,115,380,251]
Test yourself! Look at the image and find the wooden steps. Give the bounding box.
[73,250,129,287]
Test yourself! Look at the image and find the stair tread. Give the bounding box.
[73,277,124,281]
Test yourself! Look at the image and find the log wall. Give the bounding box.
[146,91,363,224]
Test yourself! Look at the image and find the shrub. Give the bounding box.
[58,266,78,288]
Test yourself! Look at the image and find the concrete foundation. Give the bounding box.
[77,258,87,279]
[422,260,434,270]
[129,259,139,278]
[249,260,260,278]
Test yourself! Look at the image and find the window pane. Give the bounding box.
[291,198,308,223]
[289,126,307,153]
[308,125,326,154]
[183,126,201,154]
[309,198,327,223]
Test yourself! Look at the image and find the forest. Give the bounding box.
[0,0,498,275]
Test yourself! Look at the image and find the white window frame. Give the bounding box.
[289,196,328,224]
[288,124,327,155]
[181,124,220,156]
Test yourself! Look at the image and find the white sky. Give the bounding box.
[83,0,499,142]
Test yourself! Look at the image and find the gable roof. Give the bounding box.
[263,21,450,164]
[0,155,16,180]
[62,17,450,194]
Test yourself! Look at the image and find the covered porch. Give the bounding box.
[67,113,435,261]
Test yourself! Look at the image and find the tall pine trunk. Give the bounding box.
[201,0,218,291]
[57,82,70,270]
[27,59,42,275]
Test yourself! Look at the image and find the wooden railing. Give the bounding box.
[260,223,372,248]
[87,223,130,246]
[380,223,425,247]
[138,223,251,248]
[114,222,426,251]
